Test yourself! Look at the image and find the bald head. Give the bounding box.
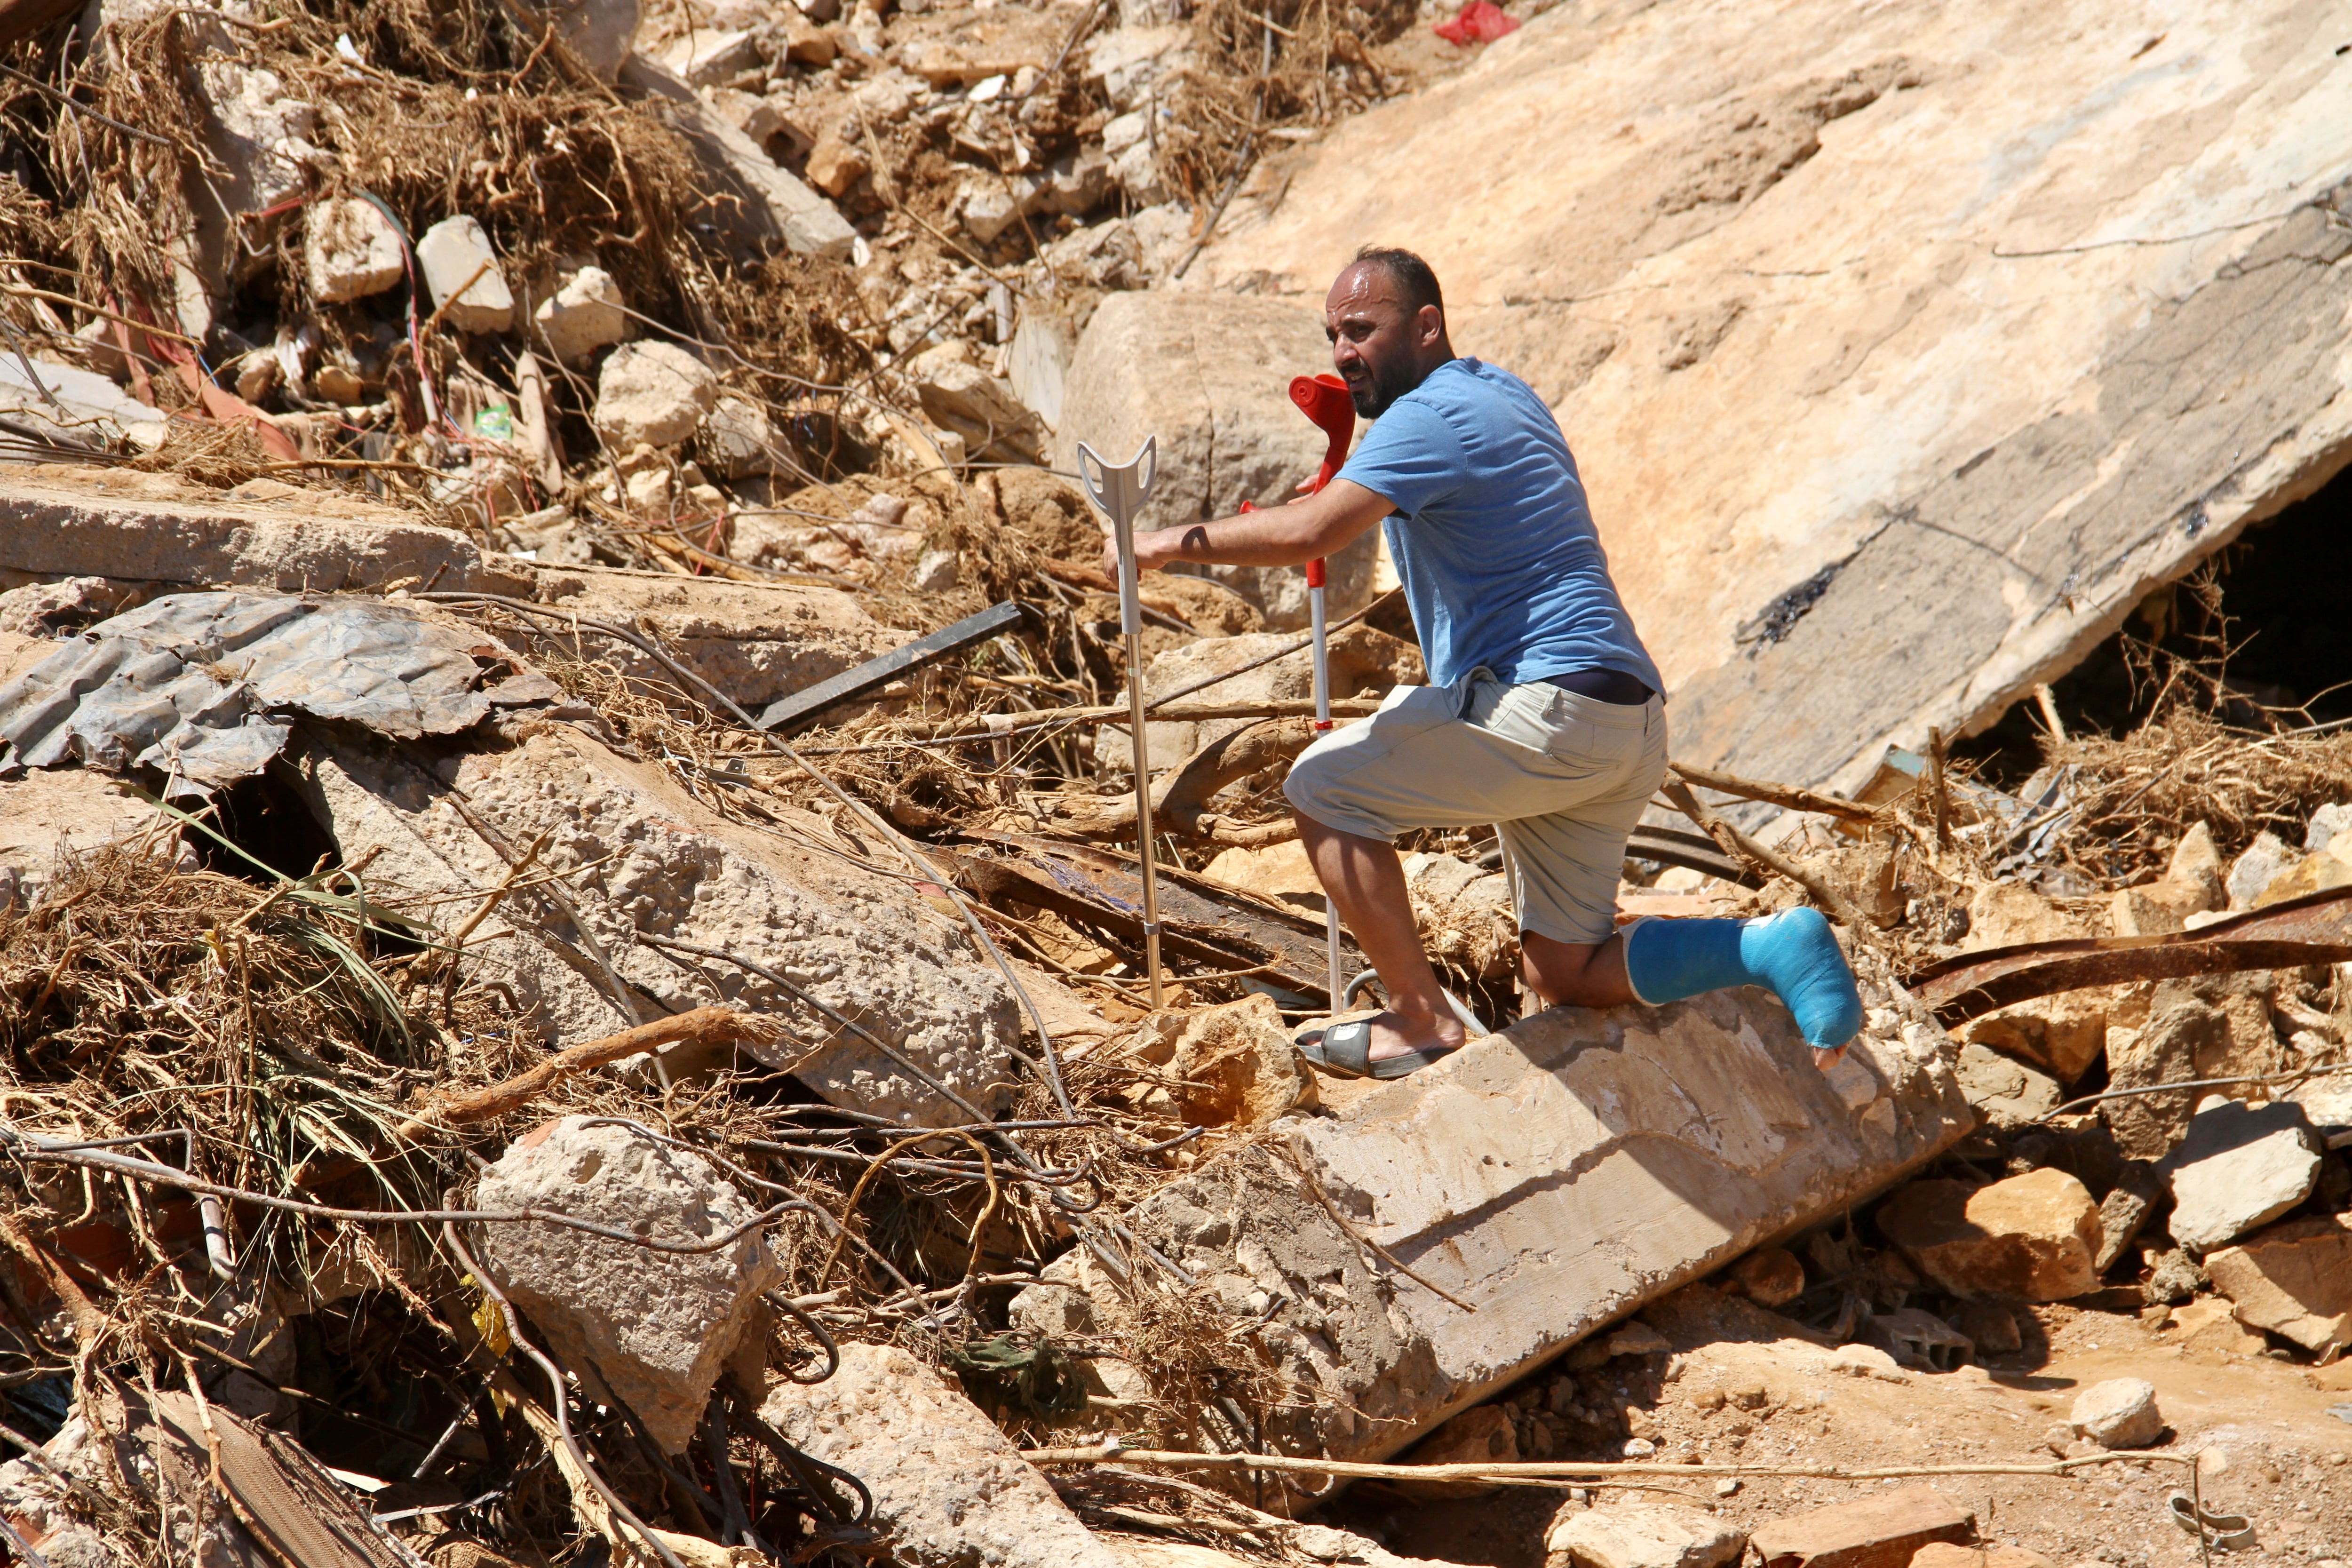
[1325,248,1454,418]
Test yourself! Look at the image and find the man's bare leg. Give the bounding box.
[1518,931,1633,1010]
[1295,811,1467,1062]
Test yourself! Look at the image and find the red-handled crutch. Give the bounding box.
[1288,373,1356,1011]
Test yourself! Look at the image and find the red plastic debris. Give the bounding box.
[1433,0,1518,45]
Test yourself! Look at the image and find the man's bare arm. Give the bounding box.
[1099,478,1394,577]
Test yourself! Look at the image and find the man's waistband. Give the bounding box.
[1543,668,1656,706]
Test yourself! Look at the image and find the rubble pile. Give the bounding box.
[2,0,2352,1561]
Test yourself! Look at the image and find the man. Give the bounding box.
[1107,246,1862,1077]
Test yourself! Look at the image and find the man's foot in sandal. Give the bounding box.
[1296,992,1479,1079]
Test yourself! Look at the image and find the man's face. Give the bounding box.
[1325,263,1434,418]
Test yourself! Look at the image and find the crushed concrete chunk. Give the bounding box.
[472,1115,785,1453]
[1952,1043,2059,1129]
[2202,1213,2352,1352]
[1875,1169,2100,1301]
[2160,1095,2320,1253]
[1118,993,1312,1129]
[303,198,405,304]
[1545,1498,1746,1568]
[416,215,515,334]
[760,1341,1124,1568]
[594,341,718,449]
[0,358,165,452]
[1749,1485,1973,1568]
[532,266,630,364]
[2068,1377,2162,1449]
[551,0,639,80]
[656,25,760,85]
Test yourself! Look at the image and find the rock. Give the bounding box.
[909,547,959,594]
[2290,1074,2352,1151]
[532,266,629,364]
[1393,1405,1518,1499]
[760,1342,1123,1568]
[470,1116,784,1452]
[2068,1377,2163,1449]
[0,577,131,639]
[906,342,1045,462]
[0,472,533,597]
[1858,1305,1972,1372]
[303,198,404,304]
[701,394,780,478]
[2253,844,2352,908]
[2308,805,2352,854]
[1748,1486,1974,1568]
[1118,994,1313,1129]
[0,358,165,453]
[1909,1549,2057,1568]
[2160,1096,2320,1253]
[2227,831,2295,909]
[1083,24,1192,114]
[1725,1246,1806,1307]
[2143,1247,2202,1305]
[2101,1000,2230,1159]
[175,61,321,336]
[2171,1297,2268,1355]
[550,0,639,80]
[1605,1322,1673,1358]
[0,765,170,914]
[594,342,718,449]
[1876,1169,2102,1301]
[1191,0,2352,799]
[2111,822,2226,934]
[415,216,515,335]
[1056,291,1379,630]
[656,26,760,85]
[2092,1165,2161,1273]
[1009,987,1968,1493]
[893,4,1061,87]
[804,119,870,197]
[1949,1302,2020,1356]
[1544,1498,1746,1568]
[1953,1043,2061,1129]
[2203,1214,2352,1353]
[1007,303,1078,430]
[617,56,857,260]
[289,716,1027,1123]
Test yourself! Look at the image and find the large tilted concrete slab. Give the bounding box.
[1015,972,1968,1485]
[1190,0,2352,789]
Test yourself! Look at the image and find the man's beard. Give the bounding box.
[1344,361,1408,418]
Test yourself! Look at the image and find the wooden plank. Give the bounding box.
[757,600,1026,732]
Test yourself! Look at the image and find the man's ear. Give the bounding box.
[1416,303,1444,347]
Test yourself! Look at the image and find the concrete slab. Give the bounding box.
[1013,972,1968,1495]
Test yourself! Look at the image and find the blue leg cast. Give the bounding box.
[1621,908,1864,1049]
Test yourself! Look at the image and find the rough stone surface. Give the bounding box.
[1949,1302,2019,1356]
[1011,983,1967,1486]
[2203,1213,2352,1353]
[907,342,1045,462]
[1545,1498,1746,1568]
[2160,1096,2321,1253]
[1875,1169,2101,1301]
[759,1342,1123,1568]
[549,0,639,80]
[1907,1549,2056,1568]
[1953,1043,2060,1129]
[303,198,404,303]
[656,26,760,85]
[1055,291,1378,630]
[701,394,780,478]
[0,473,534,597]
[1193,0,2352,794]
[0,577,133,639]
[2068,1377,2163,1449]
[2100,1000,2230,1159]
[1725,1246,1805,1308]
[0,763,167,914]
[289,720,1029,1124]
[415,215,515,334]
[1118,993,1314,1130]
[1748,1486,1973,1568]
[0,359,166,453]
[471,1116,784,1453]
[618,56,857,260]
[532,266,629,364]
[1394,1404,1516,1499]
[594,341,719,449]
[2226,831,2296,909]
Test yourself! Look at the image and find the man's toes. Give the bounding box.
[1812,1044,1846,1071]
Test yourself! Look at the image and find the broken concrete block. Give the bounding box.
[0,474,534,597]
[699,394,780,478]
[594,341,718,449]
[760,1342,1124,1568]
[0,358,166,453]
[1955,987,2107,1085]
[1858,1305,1972,1372]
[907,342,1045,461]
[1056,290,1379,630]
[549,0,640,80]
[532,266,629,365]
[1724,1246,1805,1307]
[0,765,169,914]
[1545,1498,1745,1568]
[2101,999,2229,1158]
[656,25,761,85]
[2068,1377,2162,1449]
[618,56,857,260]
[303,197,405,304]
[805,121,872,198]
[1876,1169,2101,1301]
[1952,1043,2060,1129]
[909,547,960,594]
[471,1115,784,1452]
[1749,1486,1973,1568]
[2203,1213,2352,1353]
[416,215,515,334]
[2159,1095,2320,1253]
[1012,986,1967,1486]
[0,577,131,640]
[1121,994,1311,1130]
[2226,830,2295,909]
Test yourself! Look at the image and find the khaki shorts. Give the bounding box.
[1282,668,1669,947]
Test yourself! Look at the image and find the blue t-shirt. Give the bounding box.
[1338,358,1663,695]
